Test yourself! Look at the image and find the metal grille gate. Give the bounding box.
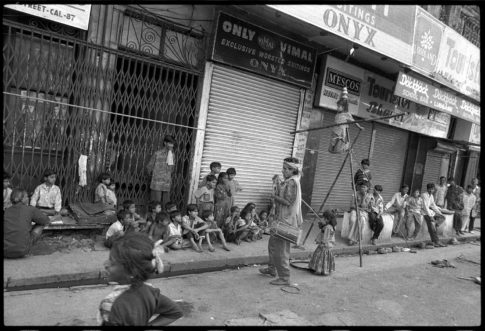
[3,15,201,210]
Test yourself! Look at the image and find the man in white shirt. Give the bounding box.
[434,176,448,208]
[461,185,477,233]
[385,184,409,236]
[421,183,447,247]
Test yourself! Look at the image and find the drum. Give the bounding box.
[273,221,303,245]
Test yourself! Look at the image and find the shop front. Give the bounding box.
[309,55,452,212]
[189,11,316,208]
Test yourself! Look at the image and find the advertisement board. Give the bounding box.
[434,25,480,102]
[212,12,316,88]
[316,56,451,138]
[394,71,480,125]
[5,4,92,30]
[268,5,416,65]
[412,7,444,74]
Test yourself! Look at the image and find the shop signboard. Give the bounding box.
[316,56,450,138]
[314,56,365,114]
[212,12,316,88]
[5,4,92,30]
[470,123,480,145]
[394,71,480,125]
[412,7,444,74]
[434,26,480,102]
[268,5,416,65]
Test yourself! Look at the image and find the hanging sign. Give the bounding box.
[316,56,450,138]
[5,4,92,30]
[268,5,416,65]
[212,12,316,88]
[433,26,480,102]
[394,71,480,124]
[412,7,444,74]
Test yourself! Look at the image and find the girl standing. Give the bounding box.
[308,210,336,276]
[214,172,232,228]
[99,232,183,325]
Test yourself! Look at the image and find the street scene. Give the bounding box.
[3,4,481,328]
[4,242,481,326]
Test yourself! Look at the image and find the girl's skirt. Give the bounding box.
[308,244,335,276]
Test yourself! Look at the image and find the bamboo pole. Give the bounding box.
[290,112,407,134]
[301,129,361,246]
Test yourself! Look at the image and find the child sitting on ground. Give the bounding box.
[149,212,173,253]
[241,203,262,240]
[144,201,162,233]
[181,204,208,253]
[162,210,184,250]
[122,200,143,232]
[227,208,250,245]
[106,182,117,209]
[95,172,111,204]
[165,201,178,213]
[258,210,271,235]
[200,210,231,252]
[308,210,336,276]
[30,168,68,216]
[105,210,135,248]
[98,232,183,326]
[3,171,13,210]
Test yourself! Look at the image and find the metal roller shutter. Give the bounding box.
[200,64,301,209]
[371,123,409,202]
[421,151,444,192]
[311,109,373,212]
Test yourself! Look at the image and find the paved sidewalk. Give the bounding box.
[3,219,480,290]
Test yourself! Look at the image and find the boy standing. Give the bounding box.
[445,177,464,236]
[226,167,242,208]
[199,162,221,188]
[434,176,448,208]
[194,174,217,214]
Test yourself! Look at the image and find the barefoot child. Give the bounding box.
[194,174,217,214]
[99,232,183,325]
[106,182,118,209]
[105,210,135,248]
[181,204,208,252]
[200,210,231,252]
[258,210,270,235]
[226,167,242,208]
[241,203,262,240]
[308,210,336,276]
[231,209,250,245]
[144,201,162,233]
[162,210,184,250]
[123,200,143,232]
[148,211,170,247]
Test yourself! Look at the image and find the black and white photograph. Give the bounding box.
[3,3,480,327]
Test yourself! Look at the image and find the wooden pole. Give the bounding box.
[347,129,363,267]
[290,113,407,134]
[301,129,361,246]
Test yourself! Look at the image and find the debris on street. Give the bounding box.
[430,259,456,268]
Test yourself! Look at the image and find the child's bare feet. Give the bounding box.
[236,238,241,245]
[222,245,230,251]
[208,246,215,252]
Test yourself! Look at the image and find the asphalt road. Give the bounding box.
[4,242,481,327]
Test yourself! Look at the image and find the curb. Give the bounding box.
[4,234,480,291]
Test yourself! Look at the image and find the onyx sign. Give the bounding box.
[212,12,316,88]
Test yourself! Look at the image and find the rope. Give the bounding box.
[3,91,203,131]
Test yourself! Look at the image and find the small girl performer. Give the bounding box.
[328,87,363,154]
[99,232,183,325]
[308,210,336,276]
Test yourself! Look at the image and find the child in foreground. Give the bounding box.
[99,232,183,326]
[200,210,231,251]
[308,210,336,276]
